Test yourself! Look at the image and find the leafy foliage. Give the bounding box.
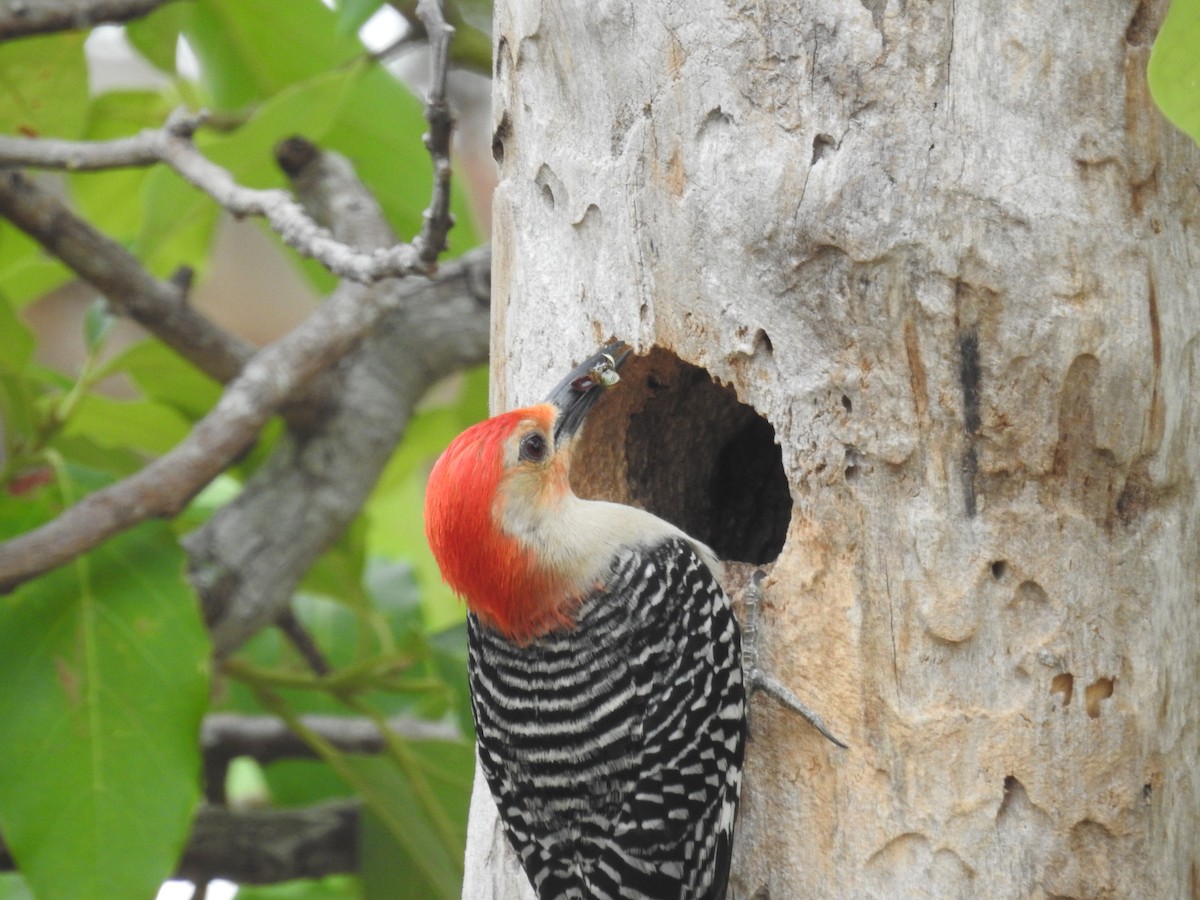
[0,507,209,900]
[1149,0,1200,145]
[0,2,488,898]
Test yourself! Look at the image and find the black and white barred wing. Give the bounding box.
[468,538,747,900]
[614,540,746,900]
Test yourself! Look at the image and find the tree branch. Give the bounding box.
[179,801,358,885]
[0,0,180,40]
[202,712,461,766]
[193,243,491,654]
[0,171,253,384]
[0,262,418,593]
[0,20,470,594]
[0,800,360,884]
[0,128,163,170]
[188,138,489,655]
[158,112,438,282]
[413,0,456,268]
[0,95,457,282]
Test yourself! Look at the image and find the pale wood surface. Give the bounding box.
[467,0,1200,896]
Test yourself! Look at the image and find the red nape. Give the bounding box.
[424,405,573,643]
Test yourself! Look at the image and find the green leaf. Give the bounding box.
[98,340,223,421]
[366,366,486,632]
[134,165,220,279]
[70,92,173,245]
[0,32,88,138]
[260,757,357,808]
[373,367,489,492]
[0,873,35,900]
[0,306,44,471]
[300,515,372,610]
[202,66,366,192]
[374,472,464,634]
[337,0,386,36]
[0,225,72,309]
[82,299,114,354]
[0,514,210,900]
[352,744,473,900]
[1149,0,1200,145]
[184,0,363,111]
[60,393,193,456]
[319,63,481,254]
[125,1,190,75]
[0,298,34,373]
[40,434,146,482]
[427,622,472,741]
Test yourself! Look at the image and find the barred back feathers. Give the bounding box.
[468,536,746,900]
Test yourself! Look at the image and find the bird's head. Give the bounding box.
[423,342,629,641]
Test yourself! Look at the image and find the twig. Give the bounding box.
[0,171,253,384]
[0,93,456,282]
[0,0,179,40]
[412,0,456,268]
[743,570,848,749]
[275,609,332,676]
[0,129,163,170]
[202,712,460,765]
[157,111,433,282]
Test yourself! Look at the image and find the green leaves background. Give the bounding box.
[0,1,485,898]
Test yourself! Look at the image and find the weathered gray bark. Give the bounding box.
[467,1,1200,897]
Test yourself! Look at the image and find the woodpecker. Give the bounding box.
[424,342,746,899]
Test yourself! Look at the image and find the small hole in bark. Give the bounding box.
[571,346,790,564]
[1085,677,1114,718]
[841,394,852,412]
[991,560,1008,580]
[996,774,1025,822]
[753,328,773,356]
[1051,672,1074,707]
[491,112,511,165]
[843,447,863,482]
[811,132,836,164]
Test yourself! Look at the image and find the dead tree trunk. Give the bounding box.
[465,1,1200,896]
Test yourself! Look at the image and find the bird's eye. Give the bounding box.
[519,432,548,463]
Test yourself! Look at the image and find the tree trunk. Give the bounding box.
[466,1,1200,897]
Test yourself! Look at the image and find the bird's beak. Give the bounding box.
[545,340,631,446]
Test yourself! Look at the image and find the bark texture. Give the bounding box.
[468,0,1200,897]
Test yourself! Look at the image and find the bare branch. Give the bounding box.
[413,0,457,268]
[0,800,359,883]
[0,171,253,384]
[0,89,458,282]
[189,141,489,655]
[0,261,416,593]
[156,113,436,282]
[275,609,332,676]
[275,135,397,251]
[177,801,358,885]
[0,128,163,170]
[194,244,491,654]
[0,0,180,40]
[202,712,461,765]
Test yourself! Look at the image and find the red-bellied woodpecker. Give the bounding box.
[424,342,844,899]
